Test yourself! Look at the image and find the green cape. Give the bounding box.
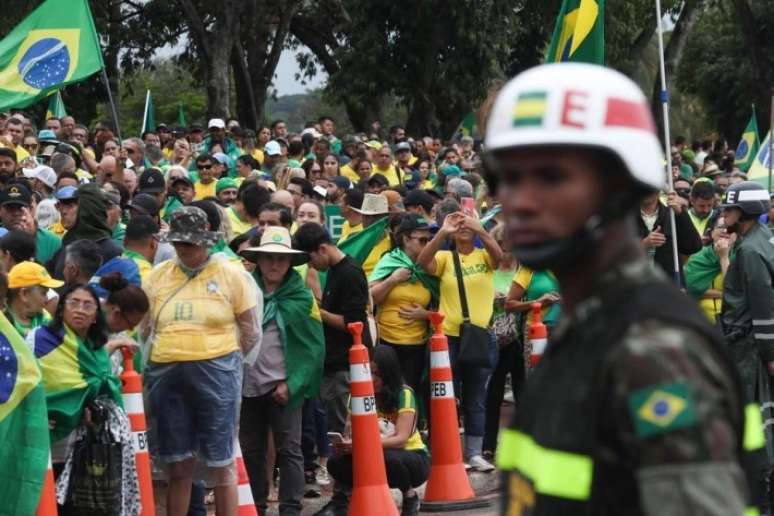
[369,247,440,301]
[255,269,325,410]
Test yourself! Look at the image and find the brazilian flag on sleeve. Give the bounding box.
[546,0,605,65]
[0,0,104,111]
[32,325,122,443]
[0,311,50,515]
[734,109,760,172]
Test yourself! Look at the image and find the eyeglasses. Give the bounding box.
[65,298,98,313]
[23,143,38,150]
[198,165,212,170]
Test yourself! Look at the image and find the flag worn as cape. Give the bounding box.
[256,269,324,410]
[735,108,760,172]
[141,89,155,135]
[338,217,390,264]
[683,245,735,299]
[369,247,440,302]
[546,0,605,65]
[0,0,103,111]
[0,311,50,515]
[31,324,122,442]
[45,90,67,120]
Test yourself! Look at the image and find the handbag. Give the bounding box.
[452,250,492,367]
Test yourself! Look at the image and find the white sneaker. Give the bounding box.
[467,454,495,472]
[316,465,331,486]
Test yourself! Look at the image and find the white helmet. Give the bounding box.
[485,63,664,191]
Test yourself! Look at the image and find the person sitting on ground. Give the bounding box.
[316,345,430,516]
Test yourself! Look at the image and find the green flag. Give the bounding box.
[546,0,605,64]
[338,217,390,265]
[734,108,760,172]
[177,102,186,127]
[0,311,50,515]
[0,0,103,111]
[45,90,66,120]
[141,89,155,134]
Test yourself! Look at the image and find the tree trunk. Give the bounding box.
[650,0,705,141]
[232,43,258,128]
[104,0,122,132]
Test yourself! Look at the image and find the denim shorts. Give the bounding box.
[145,351,242,467]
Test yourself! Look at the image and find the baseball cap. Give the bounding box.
[1,183,31,207]
[395,141,411,152]
[264,141,281,156]
[189,124,204,133]
[37,129,57,141]
[23,165,56,189]
[212,152,231,167]
[127,193,161,218]
[0,147,16,162]
[367,174,389,188]
[139,168,166,194]
[171,176,194,189]
[208,118,226,130]
[216,177,239,195]
[403,189,434,213]
[331,176,352,190]
[89,257,141,299]
[395,214,430,235]
[8,261,64,289]
[55,185,78,201]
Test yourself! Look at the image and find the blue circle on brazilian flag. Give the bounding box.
[0,333,18,403]
[18,38,71,90]
[736,140,749,159]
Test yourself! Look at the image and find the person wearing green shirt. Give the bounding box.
[5,261,62,338]
[0,182,62,265]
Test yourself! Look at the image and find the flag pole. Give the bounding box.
[141,89,150,138]
[654,0,680,287]
[769,89,773,192]
[100,68,122,143]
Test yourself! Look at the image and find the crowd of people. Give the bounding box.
[0,96,771,516]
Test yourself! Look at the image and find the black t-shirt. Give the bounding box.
[322,255,372,373]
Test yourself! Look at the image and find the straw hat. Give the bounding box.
[351,193,389,215]
[240,226,308,266]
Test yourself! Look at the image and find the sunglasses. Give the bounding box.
[409,235,430,244]
[198,164,212,170]
[23,143,38,150]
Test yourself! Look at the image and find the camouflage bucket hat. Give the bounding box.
[162,206,219,247]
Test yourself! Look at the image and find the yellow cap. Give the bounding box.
[8,261,64,289]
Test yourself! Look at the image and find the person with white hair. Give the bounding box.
[444,177,474,201]
[35,198,60,230]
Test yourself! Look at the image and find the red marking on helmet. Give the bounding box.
[561,90,589,129]
[604,98,655,131]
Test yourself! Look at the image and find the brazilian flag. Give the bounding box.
[0,311,50,515]
[734,108,760,172]
[178,102,187,128]
[0,0,103,111]
[546,0,605,65]
[45,90,67,120]
[141,89,155,134]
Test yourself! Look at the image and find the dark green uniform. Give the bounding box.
[721,222,774,403]
[498,257,762,515]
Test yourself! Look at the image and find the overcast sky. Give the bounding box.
[274,49,326,95]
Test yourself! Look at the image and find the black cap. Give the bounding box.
[139,168,166,194]
[171,176,194,189]
[1,183,31,207]
[331,176,351,190]
[367,174,389,187]
[156,123,169,131]
[395,213,430,235]
[128,193,161,218]
[189,124,204,133]
[0,147,16,162]
[403,189,434,213]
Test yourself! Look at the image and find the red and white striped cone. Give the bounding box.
[35,452,57,516]
[234,439,258,516]
[528,302,548,367]
[119,348,155,516]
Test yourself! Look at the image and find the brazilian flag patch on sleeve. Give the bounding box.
[627,380,697,439]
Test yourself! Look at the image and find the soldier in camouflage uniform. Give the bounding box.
[483,63,764,515]
[719,180,774,506]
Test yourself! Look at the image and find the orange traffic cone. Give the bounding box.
[346,322,398,516]
[528,302,548,367]
[422,312,489,511]
[120,348,155,516]
[233,439,259,516]
[35,452,57,516]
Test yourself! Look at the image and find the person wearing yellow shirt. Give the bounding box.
[2,117,31,167]
[506,266,561,331]
[417,210,502,471]
[122,215,158,285]
[193,154,218,200]
[373,147,404,186]
[142,207,261,513]
[369,215,437,395]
